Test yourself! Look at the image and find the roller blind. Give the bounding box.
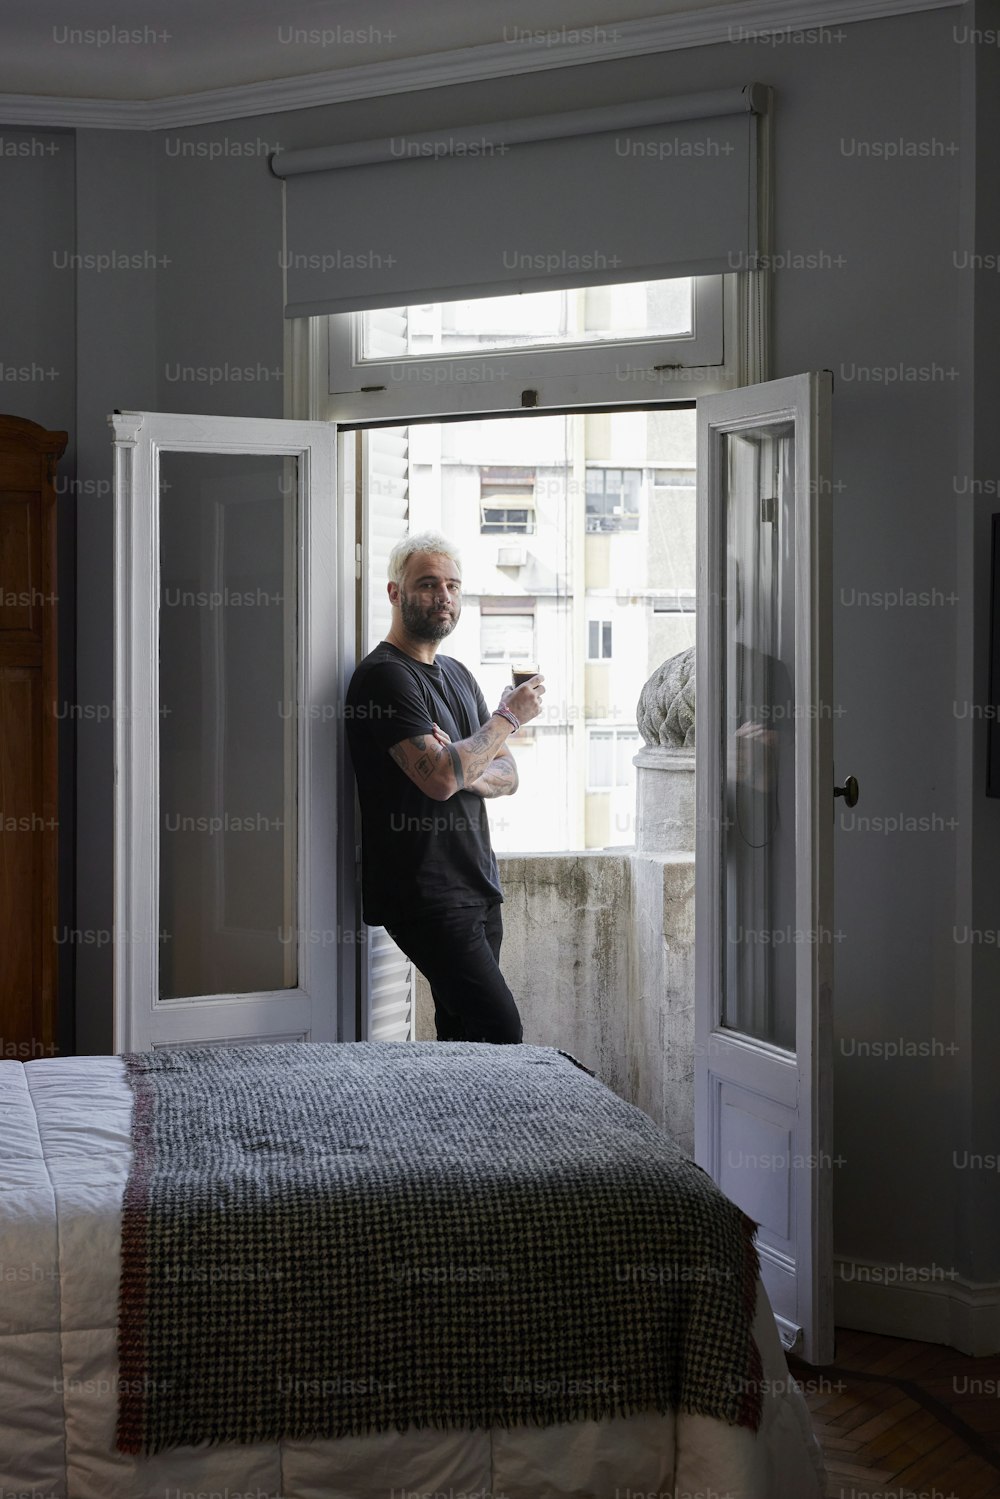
[274,84,768,318]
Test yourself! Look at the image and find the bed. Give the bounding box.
[0,1048,826,1499]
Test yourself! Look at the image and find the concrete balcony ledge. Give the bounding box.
[415,846,696,1155]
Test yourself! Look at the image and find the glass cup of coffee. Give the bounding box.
[511,664,539,688]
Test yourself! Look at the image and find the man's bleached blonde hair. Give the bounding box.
[387,530,463,586]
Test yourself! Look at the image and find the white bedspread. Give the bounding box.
[0,1056,827,1499]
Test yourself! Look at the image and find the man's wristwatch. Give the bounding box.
[492,705,520,732]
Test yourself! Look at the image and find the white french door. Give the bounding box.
[112,411,343,1050]
[695,372,834,1364]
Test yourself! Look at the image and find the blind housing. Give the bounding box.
[276,85,768,319]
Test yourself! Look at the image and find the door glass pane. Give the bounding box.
[721,423,796,1049]
[158,452,298,999]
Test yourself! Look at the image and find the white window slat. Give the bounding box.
[361,412,415,1041]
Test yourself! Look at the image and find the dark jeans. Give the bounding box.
[385,900,523,1044]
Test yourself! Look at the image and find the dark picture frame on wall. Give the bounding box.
[988,513,1000,798]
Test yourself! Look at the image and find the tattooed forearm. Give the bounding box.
[494,756,518,789]
[469,753,518,798]
[386,737,440,785]
[466,725,497,757]
[451,721,513,788]
[388,717,513,800]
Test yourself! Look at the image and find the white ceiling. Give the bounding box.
[0,0,961,126]
[0,0,737,101]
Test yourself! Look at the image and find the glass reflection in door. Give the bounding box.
[158,452,298,1000]
[721,423,796,1049]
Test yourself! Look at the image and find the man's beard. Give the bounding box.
[399,590,460,642]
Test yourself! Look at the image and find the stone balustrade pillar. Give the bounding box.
[633,644,696,852]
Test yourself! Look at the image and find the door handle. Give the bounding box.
[834,775,859,808]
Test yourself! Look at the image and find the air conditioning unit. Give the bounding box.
[497,544,527,567]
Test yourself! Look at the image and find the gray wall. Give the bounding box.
[964,8,1000,1284]
[3,3,999,1288]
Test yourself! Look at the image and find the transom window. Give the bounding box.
[360,279,694,360]
[326,275,728,423]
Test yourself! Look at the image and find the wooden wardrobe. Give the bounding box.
[0,415,67,1059]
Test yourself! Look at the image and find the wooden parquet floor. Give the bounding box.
[788,1327,1000,1499]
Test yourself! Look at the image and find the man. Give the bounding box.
[345,530,544,1044]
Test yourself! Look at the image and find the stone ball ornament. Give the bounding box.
[636,646,695,749]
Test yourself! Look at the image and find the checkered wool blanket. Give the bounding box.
[117,1042,763,1454]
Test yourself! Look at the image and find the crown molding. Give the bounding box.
[0,0,965,133]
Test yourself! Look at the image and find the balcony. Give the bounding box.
[414,665,697,1153]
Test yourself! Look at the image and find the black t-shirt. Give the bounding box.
[345,642,503,927]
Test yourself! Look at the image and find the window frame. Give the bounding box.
[587,619,614,661]
[585,465,642,534]
[479,465,537,535]
[480,505,534,535]
[479,607,537,665]
[326,275,731,424]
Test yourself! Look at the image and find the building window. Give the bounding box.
[587,727,642,790]
[585,467,641,533]
[482,506,532,534]
[588,620,613,660]
[480,610,535,664]
[480,466,536,534]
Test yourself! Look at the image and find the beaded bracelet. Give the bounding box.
[492,705,520,732]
